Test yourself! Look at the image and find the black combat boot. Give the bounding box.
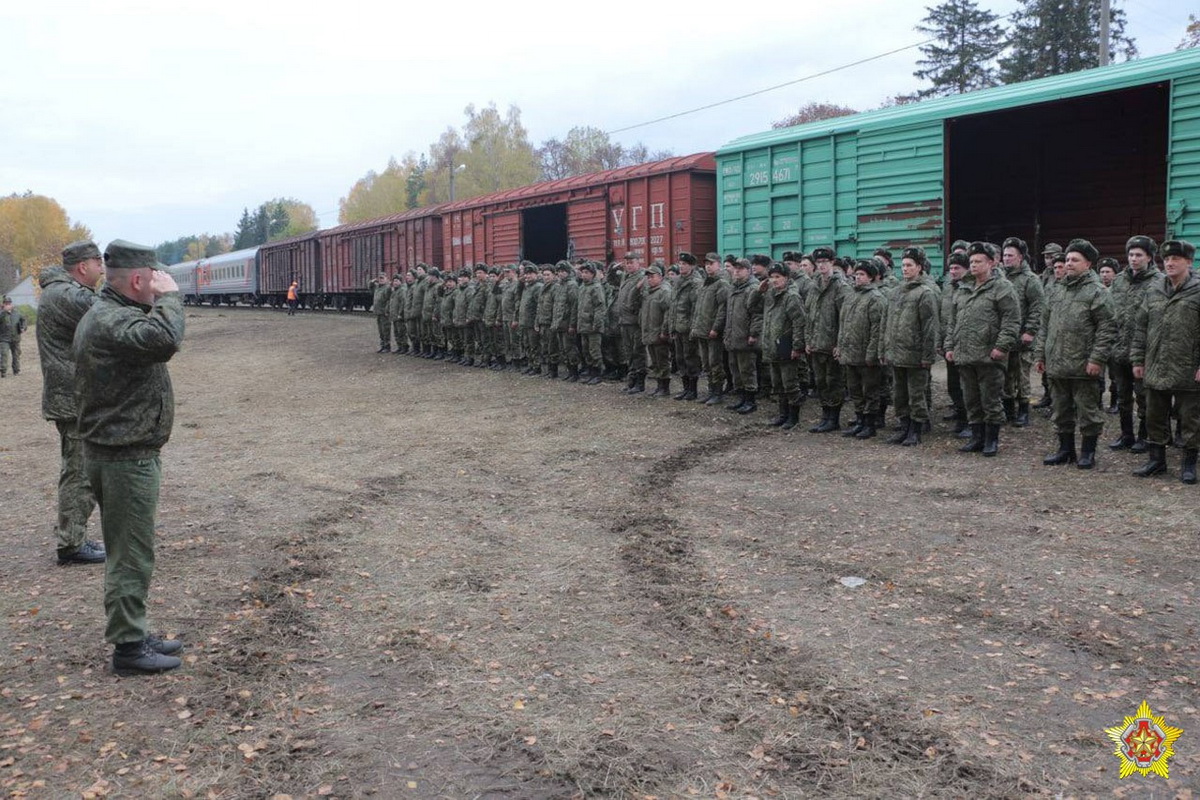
[955,415,971,437]
[1132,444,1167,478]
[1174,418,1185,448]
[546,363,559,379]
[769,396,790,427]
[727,390,747,411]
[808,407,831,433]
[113,639,182,676]
[629,374,646,394]
[568,366,582,382]
[1077,435,1098,470]
[674,379,690,400]
[1181,449,1198,485]
[901,418,921,446]
[623,373,638,392]
[886,417,911,444]
[699,381,717,404]
[959,423,985,453]
[1014,400,1030,427]
[856,413,878,440]
[878,400,889,429]
[1043,432,1076,465]
[682,377,698,401]
[1109,408,1135,450]
[736,390,758,415]
[650,378,671,398]
[1002,398,1016,425]
[814,406,841,433]
[705,384,726,406]
[843,412,865,438]
[1130,419,1149,453]
[981,423,1001,457]
[781,404,801,431]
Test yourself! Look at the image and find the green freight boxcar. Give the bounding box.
[717,48,1200,276]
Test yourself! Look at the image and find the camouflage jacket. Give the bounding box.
[574,280,607,334]
[552,279,578,332]
[36,266,97,421]
[1131,272,1200,392]
[804,272,848,354]
[669,272,702,334]
[0,307,25,342]
[387,283,406,320]
[438,287,455,325]
[421,280,440,321]
[468,280,489,324]
[691,274,730,339]
[723,277,763,352]
[483,282,502,326]
[760,286,805,363]
[371,283,391,316]
[639,282,673,345]
[73,287,184,460]
[500,278,520,324]
[1109,264,1161,364]
[616,269,645,326]
[1003,261,1045,349]
[1033,268,1115,379]
[519,282,542,328]
[884,277,940,367]
[946,271,1020,365]
[406,280,426,320]
[536,281,558,329]
[837,283,885,366]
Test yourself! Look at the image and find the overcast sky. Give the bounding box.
[0,0,1193,248]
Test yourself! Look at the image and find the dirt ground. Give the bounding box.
[1,307,1197,799]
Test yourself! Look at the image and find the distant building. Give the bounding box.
[8,276,38,308]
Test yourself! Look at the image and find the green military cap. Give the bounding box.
[811,246,835,261]
[781,251,799,262]
[1041,242,1063,256]
[103,239,165,270]
[901,246,927,263]
[1161,240,1196,260]
[767,263,788,277]
[522,264,539,275]
[749,254,772,267]
[947,252,969,268]
[733,257,752,270]
[705,252,720,263]
[966,241,993,259]
[678,252,697,265]
[1050,251,1066,265]
[1097,256,1120,270]
[1065,238,1099,264]
[854,259,879,278]
[578,262,596,274]
[723,254,738,265]
[951,239,971,253]
[555,259,570,270]
[1126,235,1157,256]
[1001,236,1028,257]
[427,267,440,277]
[644,264,664,277]
[1,296,10,304]
[63,240,101,265]
[666,264,680,275]
[487,266,501,275]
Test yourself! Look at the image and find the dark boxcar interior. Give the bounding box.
[947,82,1169,259]
[522,204,569,263]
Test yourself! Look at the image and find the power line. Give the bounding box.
[606,39,934,135]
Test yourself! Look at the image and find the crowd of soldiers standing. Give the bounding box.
[364,234,1200,483]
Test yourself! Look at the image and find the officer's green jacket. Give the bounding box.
[837,283,885,366]
[939,279,959,352]
[574,280,607,334]
[884,276,940,367]
[421,279,440,321]
[73,287,184,460]
[37,266,97,421]
[946,270,1020,365]
[1131,272,1200,392]
[484,282,502,326]
[387,282,406,320]
[536,281,558,329]
[691,274,729,339]
[669,272,702,335]
[616,269,645,326]
[468,280,488,324]
[804,272,848,354]
[1033,269,1116,379]
[1003,261,1045,348]
[553,278,578,332]
[761,285,805,363]
[438,286,455,324]
[639,282,673,345]
[371,283,391,316]
[790,271,815,306]
[0,308,24,342]
[448,284,469,327]
[518,282,542,328]
[500,278,520,325]
[1109,264,1161,364]
[942,275,975,352]
[406,279,426,321]
[723,277,763,352]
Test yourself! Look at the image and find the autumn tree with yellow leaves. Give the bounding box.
[0,192,92,295]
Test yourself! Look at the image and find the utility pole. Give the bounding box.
[1099,0,1110,66]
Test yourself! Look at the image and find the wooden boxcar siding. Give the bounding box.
[488,211,521,264]
[855,122,944,272]
[1169,74,1200,241]
[568,199,607,261]
[259,234,321,296]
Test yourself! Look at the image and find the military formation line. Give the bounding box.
[359,237,1200,482]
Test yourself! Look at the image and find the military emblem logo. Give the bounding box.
[1104,700,1183,779]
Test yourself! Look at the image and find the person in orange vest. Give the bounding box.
[286,281,299,315]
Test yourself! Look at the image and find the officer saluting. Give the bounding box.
[74,240,186,675]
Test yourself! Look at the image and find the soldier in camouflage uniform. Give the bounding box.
[692,253,730,405]
[387,274,407,354]
[884,247,941,446]
[74,240,185,675]
[420,269,442,358]
[670,252,703,400]
[617,254,647,394]
[554,262,581,381]
[438,272,459,360]
[370,272,392,352]
[1000,237,1045,427]
[940,253,970,436]
[406,264,427,356]
[464,265,487,367]
[640,264,674,397]
[837,260,886,440]
[946,242,1021,457]
[482,267,503,368]
[761,263,807,429]
[723,258,763,414]
[805,246,849,432]
[574,262,607,384]
[37,241,106,565]
[501,265,523,369]
[535,267,559,378]
[1108,236,1160,452]
[518,265,543,374]
[1131,239,1200,483]
[1035,238,1117,470]
[1034,243,1064,408]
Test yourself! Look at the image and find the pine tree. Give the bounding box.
[233,208,255,250]
[912,0,1006,98]
[998,0,1137,84]
[1180,14,1200,50]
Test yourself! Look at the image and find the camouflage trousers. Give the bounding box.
[522,328,541,365]
[559,330,579,368]
[1111,361,1148,423]
[845,364,883,415]
[0,341,14,374]
[945,361,965,412]
[646,341,670,380]
[1049,377,1106,437]
[960,361,1006,425]
[729,349,758,393]
[86,451,162,646]
[1147,389,1200,449]
[893,366,932,423]
[392,318,407,350]
[54,420,96,551]
[699,336,726,388]
[1004,347,1034,401]
[810,352,844,409]
[621,325,646,377]
[506,324,524,360]
[672,335,701,378]
[375,315,391,349]
[541,327,560,365]
[768,359,803,403]
[580,333,603,369]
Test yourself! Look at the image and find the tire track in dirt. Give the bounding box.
[614,428,1036,797]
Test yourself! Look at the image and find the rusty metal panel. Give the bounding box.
[856,122,944,270]
[567,199,607,262]
[489,211,521,264]
[259,232,321,296]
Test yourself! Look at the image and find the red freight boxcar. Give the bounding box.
[258,230,322,308]
[319,206,446,310]
[440,153,716,269]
